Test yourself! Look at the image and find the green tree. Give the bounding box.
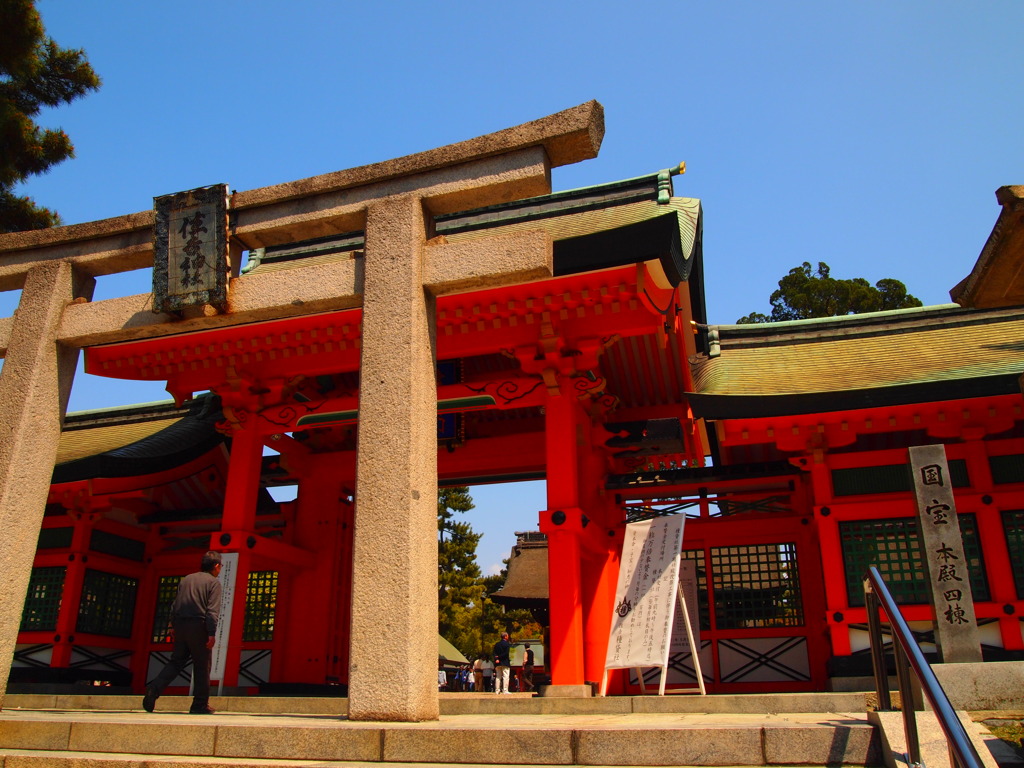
[438,486,485,654]
[736,261,922,324]
[1,0,101,233]
[437,487,544,659]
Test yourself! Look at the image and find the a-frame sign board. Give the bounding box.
[600,516,706,696]
[635,566,706,696]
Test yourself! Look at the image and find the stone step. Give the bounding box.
[0,707,882,766]
[0,756,856,768]
[870,710,1024,768]
[3,690,871,716]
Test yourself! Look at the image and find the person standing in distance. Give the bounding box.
[493,632,511,694]
[481,655,493,692]
[522,642,535,692]
[143,551,223,714]
[472,655,483,692]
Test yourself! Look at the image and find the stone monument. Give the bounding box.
[908,444,983,663]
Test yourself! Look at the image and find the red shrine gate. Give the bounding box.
[13,166,712,696]
[10,157,1024,698]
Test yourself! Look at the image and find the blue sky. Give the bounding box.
[12,0,1024,574]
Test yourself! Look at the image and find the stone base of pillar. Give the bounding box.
[930,660,1024,710]
[537,684,593,698]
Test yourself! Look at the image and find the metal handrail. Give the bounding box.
[863,566,985,768]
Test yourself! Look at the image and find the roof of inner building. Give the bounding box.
[690,303,1024,419]
[491,538,549,604]
[58,412,184,466]
[53,396,226,484]
[951,185,1024,308]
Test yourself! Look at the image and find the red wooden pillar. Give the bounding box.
[334,493,355,683]
[50,511,95,669]
[216,422,263,689]
[963,439,1024,650]
[803,454,852,657]
[221,425,263,530]
[276,454,354,684]
[962,438,1019,655]
[545,529,584,684]
[131,525,167,692]
[581,537,620,686]
[542,393,585,685]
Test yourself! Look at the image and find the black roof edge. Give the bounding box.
[684,206,706,325]
[553,211,686,286]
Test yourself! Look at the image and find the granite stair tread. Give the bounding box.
[0,703,883,767]
[0,752,848,768]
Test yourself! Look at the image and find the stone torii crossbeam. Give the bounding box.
[0,102,604,722]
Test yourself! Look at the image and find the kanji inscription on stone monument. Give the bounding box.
[908,444,982,663]
[153,183,229,313]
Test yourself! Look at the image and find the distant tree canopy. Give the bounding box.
[438,486,484,649]
[1,0,100,233]
[736,261,922,324]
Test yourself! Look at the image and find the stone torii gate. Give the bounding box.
[0,102,604,721]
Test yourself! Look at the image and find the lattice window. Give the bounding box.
[151,575,183,643]
[77,569,138,638]
[709,543,803,628]
[840,515,988,607]
[20,566,66,632]
[1003,510,1024,599]
[243,570,278,642]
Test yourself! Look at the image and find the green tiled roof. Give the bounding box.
[690,304,1024,417]
[53,397,225,483]
[57,417,184,465]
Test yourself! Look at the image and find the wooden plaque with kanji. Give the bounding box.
[153,183,229,313]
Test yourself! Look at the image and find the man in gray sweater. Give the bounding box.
[143,551,223,714]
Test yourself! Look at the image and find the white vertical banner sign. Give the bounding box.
[604,515,685,682]
[209,552,239,683]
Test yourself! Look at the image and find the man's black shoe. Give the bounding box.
[189,705,215,715]
[142,688,158,713]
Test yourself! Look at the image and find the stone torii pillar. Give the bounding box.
[0,262,93,702]
[350,175,574,721]
[334,106,604,721]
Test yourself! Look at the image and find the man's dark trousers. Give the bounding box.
[149,618,213,704]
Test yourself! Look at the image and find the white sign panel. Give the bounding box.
[605,515,686,670]
[209,552,238,681]
[670,559,700,652]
